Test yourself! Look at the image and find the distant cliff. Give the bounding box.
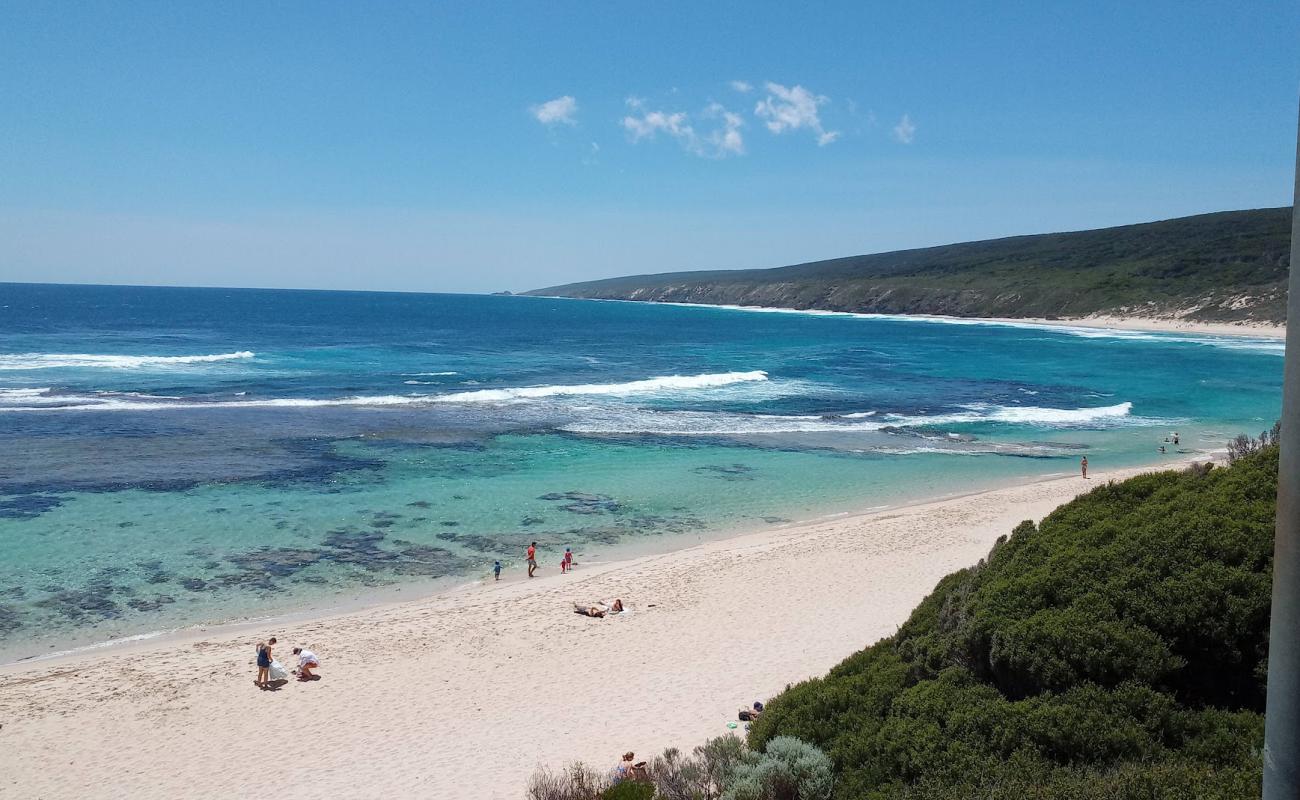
[528,207,1292,324]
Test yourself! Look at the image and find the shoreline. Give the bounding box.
[0,456,1210,799]
[532,296,1286,340]
[0,451,1183,671]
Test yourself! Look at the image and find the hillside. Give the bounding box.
[528,208,1292,324]
[747,444,1277,799]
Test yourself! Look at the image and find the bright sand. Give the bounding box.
[0,460,1201,799]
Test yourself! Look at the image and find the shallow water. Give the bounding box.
[0,284,1283,660]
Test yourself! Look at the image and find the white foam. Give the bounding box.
[559,401,1139,435]
[403,372,458,376]
[429,370,770,404]
[0,371,774,412]
[0,351,255,370]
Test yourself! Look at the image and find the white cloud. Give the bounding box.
[621,99,745,158]
[531,95,578,126]
[729,80,753,93]
[754,82,839,146]
[892,113,916,144]
[702,103,745,156]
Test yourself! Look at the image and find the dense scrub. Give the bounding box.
[531,207,1291,323]
[748,446,1277,799]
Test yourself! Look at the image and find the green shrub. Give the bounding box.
[750,446,1277,799]
[723,736,834,800]
[603,782,656,800]
[651,736,748,800]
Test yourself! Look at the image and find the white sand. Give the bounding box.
[1027,314,1284,339]
[0,461,1199,799]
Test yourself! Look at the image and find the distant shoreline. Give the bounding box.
[531,294,1287,340]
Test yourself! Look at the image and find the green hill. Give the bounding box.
[746,444,1277,799]
[528,208,1291,324]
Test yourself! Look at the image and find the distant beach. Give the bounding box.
[0,459,1201,799]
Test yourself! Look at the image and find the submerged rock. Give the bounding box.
[0,494,65,520]
[693,463,756,481]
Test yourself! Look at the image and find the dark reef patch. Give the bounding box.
[693,463,756,481]
[126,595,176,612]
[34,580,122,622]
[0,603,21,636]
[0,494,66,520]
[539,491,624,515]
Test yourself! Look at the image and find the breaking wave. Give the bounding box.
[428,370,770,403]
[0,351,255,370]
[559,402,1139,435]
[0,371,774,412]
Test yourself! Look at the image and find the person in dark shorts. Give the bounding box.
[255,636,277,686]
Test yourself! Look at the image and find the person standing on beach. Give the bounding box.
[564,547,573,572]
[1080,456,1089,479]
[527,542,537,577]
[255,636,277,687]
[493,560,502,581]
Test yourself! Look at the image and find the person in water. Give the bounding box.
[1080,456,1089,479]
[527,542,538,578]
[293,646,320,680]
[493,560,502,581]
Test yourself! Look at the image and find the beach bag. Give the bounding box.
[268,659,289,681]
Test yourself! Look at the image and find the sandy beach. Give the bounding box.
[0,459,1204,799]
[1038,315,1284,339]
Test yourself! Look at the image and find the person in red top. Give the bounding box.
[527,541,537,577]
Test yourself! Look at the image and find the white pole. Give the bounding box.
[1263,102,1300,799]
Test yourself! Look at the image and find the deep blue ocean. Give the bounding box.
[0,283,1284,660]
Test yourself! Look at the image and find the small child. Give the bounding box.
[560,556,568,574]
[493,560,502,581]
[564,547,573,571]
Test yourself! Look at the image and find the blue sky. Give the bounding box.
[1,1,1297,293]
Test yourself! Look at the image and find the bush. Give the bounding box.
[723,736,833,800]
[750,445,1277,799]
[526,762,609,800]
[604,782,656,800]
[651,736,748,800]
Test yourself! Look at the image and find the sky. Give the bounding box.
[1,0,1298,294]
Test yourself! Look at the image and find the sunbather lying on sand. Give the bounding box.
[574,598,624,618]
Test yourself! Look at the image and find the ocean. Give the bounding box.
[0,283,1283,661]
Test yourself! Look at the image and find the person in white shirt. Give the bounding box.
[292,647,320,680]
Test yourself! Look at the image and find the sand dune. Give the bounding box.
[0,462,1187,799]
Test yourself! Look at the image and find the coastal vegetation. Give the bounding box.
[528,207,1291,324]
[532,433,1278,799]
[749,437,1277,799]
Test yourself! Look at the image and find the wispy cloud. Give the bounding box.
[729,80,753,93]
[892,113,916,144]
[754,82,839,146]
[621,99,745,158]
[530,95,578,126]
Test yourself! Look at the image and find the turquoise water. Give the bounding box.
[0,284,1283,660]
